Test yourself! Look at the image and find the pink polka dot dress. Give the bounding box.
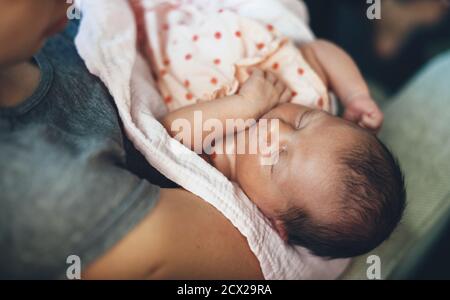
[132,0,331,112]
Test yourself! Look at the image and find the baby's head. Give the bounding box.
[234,103,406,258]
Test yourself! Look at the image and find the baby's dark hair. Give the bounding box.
[280,136,406,259]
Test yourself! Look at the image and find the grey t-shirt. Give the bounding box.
[0,21,165,279]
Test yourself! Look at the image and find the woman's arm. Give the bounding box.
[83,188,264,279]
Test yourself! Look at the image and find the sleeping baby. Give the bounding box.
[132,0,406,258]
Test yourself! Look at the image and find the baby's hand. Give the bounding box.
[343,95,384,133]
[238,69,292,115]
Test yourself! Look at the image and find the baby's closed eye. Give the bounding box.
[295,109,320,129]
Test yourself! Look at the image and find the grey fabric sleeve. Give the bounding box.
[0,127,160,279]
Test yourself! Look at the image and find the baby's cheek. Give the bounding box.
[236,155,265,193]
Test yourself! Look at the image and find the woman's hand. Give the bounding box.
[238,69,292,116]
[343,94,384,133]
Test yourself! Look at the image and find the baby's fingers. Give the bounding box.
[361,112,384,133]
[280,88,292,103]
[248,68,264,79]
[274,80,286,95]
[343,109,361,123]
[274,80,291,103]
[264,70,278,85]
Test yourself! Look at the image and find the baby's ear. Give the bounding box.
[272,219,288,242]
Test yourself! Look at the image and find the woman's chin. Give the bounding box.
[42,17,68,38]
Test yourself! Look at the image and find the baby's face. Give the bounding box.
[234,104,368,221]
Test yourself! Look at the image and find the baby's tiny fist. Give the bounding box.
[344,96,384,133]
[239,69,290,115]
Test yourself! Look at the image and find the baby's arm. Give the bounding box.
[300,40,384,132]
[160,70,291,152]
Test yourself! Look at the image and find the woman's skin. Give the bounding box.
[0,0,263,279]
[0,0,68,107]
[84,189,263,279]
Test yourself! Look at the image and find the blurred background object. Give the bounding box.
[304,0,450,279]
[305,0,450,96]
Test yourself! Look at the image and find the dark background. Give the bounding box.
[305,0,450,94]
